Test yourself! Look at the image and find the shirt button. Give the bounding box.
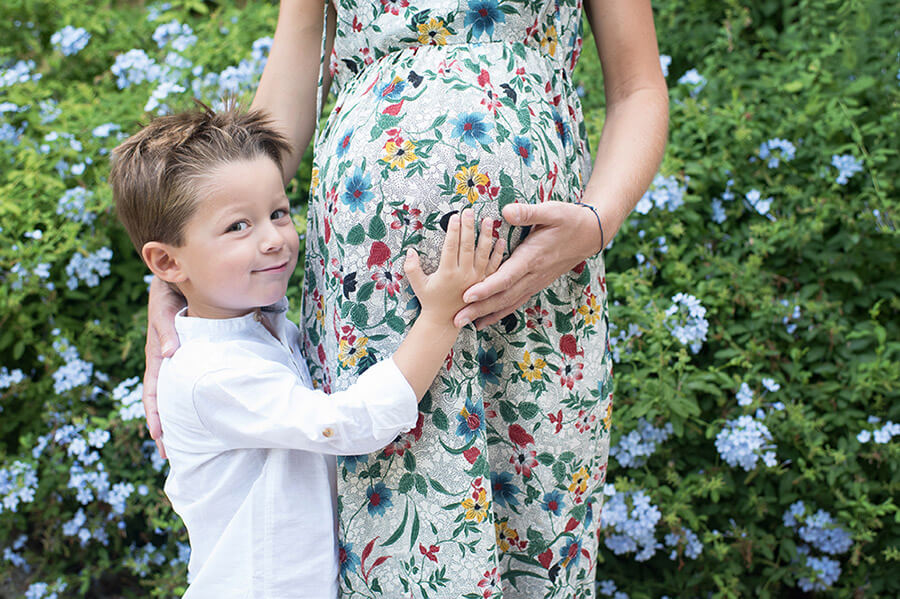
[253,311,263,323]
[322,428,334,438]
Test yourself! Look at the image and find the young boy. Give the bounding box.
[109,104,503,598]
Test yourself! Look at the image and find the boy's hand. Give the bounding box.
[404,209,504,329]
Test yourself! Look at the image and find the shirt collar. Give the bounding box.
[174,297,289,342]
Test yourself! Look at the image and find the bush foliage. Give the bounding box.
[1,0,897,597]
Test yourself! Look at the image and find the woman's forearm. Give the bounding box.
[582,86,669,246]
[251,0,335,185]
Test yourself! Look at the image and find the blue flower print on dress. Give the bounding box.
[512,135,534,166]
[451,112,493,148]
[342,167,373,212]
[366,482,393,516]
[541,490,565,516]
[336,128,353,159]
[456,397,486,442]
[491,471,521,508]
[465,0,506,40]
[477,346,502,385]
[338,539,361,575]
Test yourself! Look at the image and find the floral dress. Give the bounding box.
[301,1,612,597]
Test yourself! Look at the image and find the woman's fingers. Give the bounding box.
[485,237,506,276]
[455,259,533,327]
[440,212,461,268]
[142,325,167,459]
[474,217,495,274]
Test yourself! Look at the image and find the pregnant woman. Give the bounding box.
[144,0,667,596]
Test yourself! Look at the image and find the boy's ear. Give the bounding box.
[142,242,188,284]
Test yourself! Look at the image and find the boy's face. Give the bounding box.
[171,156,299,319]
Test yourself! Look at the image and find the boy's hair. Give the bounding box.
[110,101,292,256]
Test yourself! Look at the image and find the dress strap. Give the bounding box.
[314,0,329,142]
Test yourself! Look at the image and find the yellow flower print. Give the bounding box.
[455,165,489,204]
[603,400,613,431]
[382,138,418,169]
[569,466,589,494]
[310,167,319,191]
[417,18,450,46]
[517,350,547,382]
[461,488,490,522]
[338,336,369,368]
[494,519,519,552]
[541,25,558,57]
[577,294,602,326]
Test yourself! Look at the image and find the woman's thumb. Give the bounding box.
[502,201,561,226]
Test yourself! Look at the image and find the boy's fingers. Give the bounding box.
[486,238,506,276]
[404,248,427,293]
[459,208,476,264]
[474,217,494,274]
[440,213,461,267]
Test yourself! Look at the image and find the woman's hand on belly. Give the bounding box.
[453,201,604,330]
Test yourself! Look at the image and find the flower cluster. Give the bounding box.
[1,60,42,88]
[0,366,25,390]
[856,419,899,444]
[664,526,702,560]
[600,489,663,561]
[610,418,673,468]
[2,535,28,570]
[0,460,38,513]
[634,174,686,214]
[798,552,841,592]
[608,321,642,363]
[664,293,709,354]
[152,20,197,51]
[677,68,706,96]
[597,579,629,599]
[51,335,96,395]
[757,138,796,169]
[23,579,68,599]
[831,154,863,185]
[111,49,162,89]
[51,25,91,56]
[57,187,96,225]
[715,415,777,471]
[783,501,853,556]
[744,189,774,218]
[113,376,145,421]
[65,246,113,290]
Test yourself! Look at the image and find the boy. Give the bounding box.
[109,104,503,598]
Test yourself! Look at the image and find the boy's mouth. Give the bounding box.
[254,261,289,273]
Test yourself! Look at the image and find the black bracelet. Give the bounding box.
[575,202,605,252]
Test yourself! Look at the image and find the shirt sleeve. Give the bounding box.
[192,353,418,455]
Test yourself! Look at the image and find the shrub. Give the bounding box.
[1,0,897,597]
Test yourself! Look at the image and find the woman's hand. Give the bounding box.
[453,201,605,329]
[143,276,185,459]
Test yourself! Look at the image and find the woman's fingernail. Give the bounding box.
[459,318,470,328]
[465,293,478,302]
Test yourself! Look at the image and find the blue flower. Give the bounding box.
[736,382,753,407]
[799,554,841,592]
[512,136,533,166]
[477,346,502,385]
[51,26,91,56]
[490,471,520,508]
[541,490,564,515]
[375,78,406,101]
[342,168,373,212]
[559,537,583,570]
[336,128,353,159]
[456,397,486,442]
[366,482,393,516]
[451,112,493,148]
[551,108,570,147]
[338,540,361,575]
[714,415,776,471]
[337,454,367,473]
[831,154,863,185]
[464,0,506,40]
[745,189,773,217]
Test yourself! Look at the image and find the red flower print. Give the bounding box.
[419,543,440,563]
[380,0,408,16]
[367,241,391,268]
[526,305,550,329]
[371,263,403,296]
[508,424,534,447]
[509,448,538,478]
[549,409,563,433]
[477,567,499,598]
[557,359,584,390]
[559,334,581,358]
[390,203,424,231]
[463,446,481,464]
[574,409,596,433]
[537,548,553,569]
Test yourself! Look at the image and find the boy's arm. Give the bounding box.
[192,350,417,456]
[250,0,335,186]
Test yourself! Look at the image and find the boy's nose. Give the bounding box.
[260,223,285,253]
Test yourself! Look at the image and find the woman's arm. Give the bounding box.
[250,0,336,185]
[453,0,668,329]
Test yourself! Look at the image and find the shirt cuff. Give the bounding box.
[353,356,418,440]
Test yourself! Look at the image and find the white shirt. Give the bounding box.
[157,298,418,599]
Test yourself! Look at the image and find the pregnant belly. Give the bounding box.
[311,42,582,275]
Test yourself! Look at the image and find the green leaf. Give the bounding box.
[432,408,449,431]
[519,402,540,420]
[357,281,376,302]
[368,215,387,240]
[346,224,366,245]
[351,303,368,328]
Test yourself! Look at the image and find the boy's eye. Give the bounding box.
[271,208,289,220]
[226,221,248,233]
